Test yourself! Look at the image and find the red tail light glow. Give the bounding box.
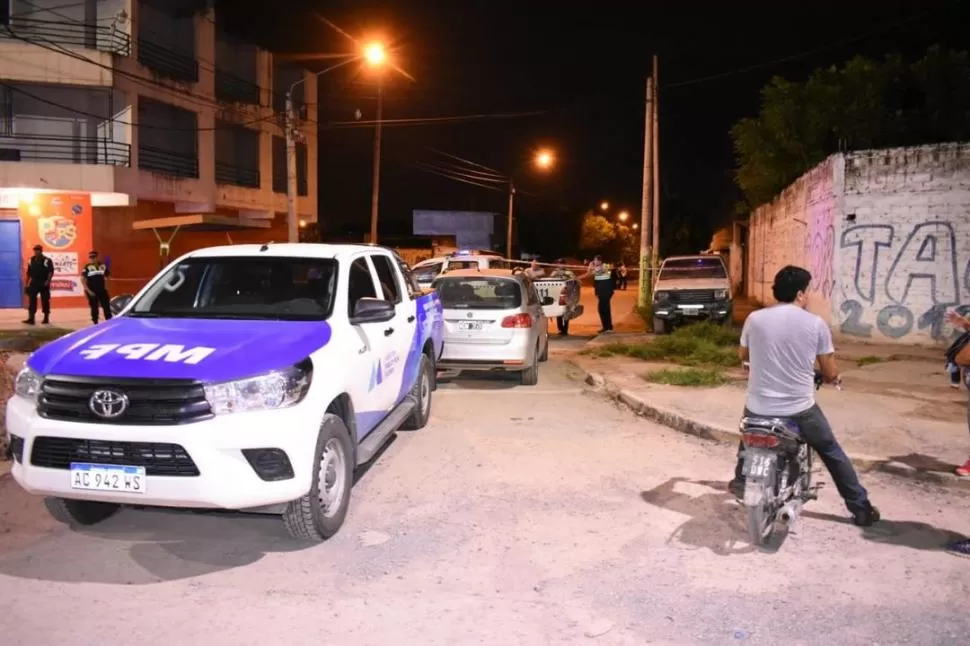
[742,432,780,449]
[501,313,533,328]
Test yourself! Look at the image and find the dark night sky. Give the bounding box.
[217,0,967,257]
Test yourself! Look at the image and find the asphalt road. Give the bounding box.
[1,350,969,645]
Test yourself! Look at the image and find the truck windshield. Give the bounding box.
[433,276,522,309]
[128,257,338,321]
[658,257,727,280]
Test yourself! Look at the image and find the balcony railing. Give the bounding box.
[139,145,198,178]
[0,134,130,165]
[138,39,199,84]
[215,162,260,188]
[2,18,131,55]
[216,71,260,106]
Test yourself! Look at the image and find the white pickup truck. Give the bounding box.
[412,251,578,319]
[5,243,444,542]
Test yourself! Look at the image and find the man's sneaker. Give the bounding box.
[852,502,881,527]
[945,539,970,558]
[41,316,49,325]
[22,319,34,325]
[956,459,970,477]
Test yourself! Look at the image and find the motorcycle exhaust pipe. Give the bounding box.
[779,500,803,525]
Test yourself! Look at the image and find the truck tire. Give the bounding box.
[402,354,432,430]
[44,497,119,526]
[538,335,549,362]
[520,343,540,386]
[283,413,355,542]
[653,317,670,335]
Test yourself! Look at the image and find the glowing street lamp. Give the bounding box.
[618,211,629,222]
[632,223,639,230]
[364,41,387,67]
[600,201,609,211]
[534,149,555,170]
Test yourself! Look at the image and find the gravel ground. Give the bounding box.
[1,355,968,645]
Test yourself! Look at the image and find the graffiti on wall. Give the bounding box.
[839,220,966,341]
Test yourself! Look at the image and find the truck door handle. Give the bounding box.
[407,315,416,323]
[384,327,394,336]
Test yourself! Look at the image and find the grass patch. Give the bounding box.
[855,355,884,367]
[643,367,729,387]
[589,321,742,367]
[0,327,74,352]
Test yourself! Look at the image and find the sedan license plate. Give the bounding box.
[458,321,483,331]
[679,304,703,316]
[742,453,771,477]
[70,463,146,494]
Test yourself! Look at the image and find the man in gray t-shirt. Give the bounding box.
[729,265,880,527]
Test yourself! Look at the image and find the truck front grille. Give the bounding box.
[667,289,715,304]
[29,437,200,476]
[38,376,213,426]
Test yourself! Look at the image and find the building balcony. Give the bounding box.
[138,146,198,179]
[215,71,260,106]
[137,39,199,84]
[215,161,259,189]
[1,17,132,55]
[0,134,130,166]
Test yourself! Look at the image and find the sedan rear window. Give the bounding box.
[432,276,522,309]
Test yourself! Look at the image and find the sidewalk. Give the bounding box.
[570,340,970,491]
[0,308,91,331]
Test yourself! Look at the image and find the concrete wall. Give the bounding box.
[741,142,970,345]
[744,156,840,321]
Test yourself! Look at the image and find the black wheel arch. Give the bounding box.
[327,394,358,459]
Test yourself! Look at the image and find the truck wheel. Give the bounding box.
[520,344,540,386]
[402,354,432,430]
[44,497,119,526]
[653,317,670,335]
[283,413,354,542]
[538,335,549,362]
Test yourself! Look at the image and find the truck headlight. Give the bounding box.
[714,290,729,300]
[204,359,313,415]
[14,366,42,402]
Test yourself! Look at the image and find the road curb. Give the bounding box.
[571,359,970,494]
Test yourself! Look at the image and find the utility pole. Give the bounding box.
[506,179,516,259]
[369,79,384,244]
[651,55,660,275]
[285,90,299,243]
[638,75,654,308]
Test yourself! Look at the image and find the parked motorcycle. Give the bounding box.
[739,371,839,546]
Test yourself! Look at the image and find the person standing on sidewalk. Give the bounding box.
[942,308,970,557]
[23,244,53,325]
[728,265,880,527]
[82,250,112,324]
[580,255,614,334]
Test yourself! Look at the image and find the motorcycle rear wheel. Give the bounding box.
[745,468,778,546]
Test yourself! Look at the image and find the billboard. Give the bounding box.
[18,192,93,306]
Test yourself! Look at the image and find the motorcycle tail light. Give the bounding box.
[742,432,780,449]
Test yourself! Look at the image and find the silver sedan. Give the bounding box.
[432,269,551,385]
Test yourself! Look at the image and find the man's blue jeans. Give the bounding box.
[733,404,870,516]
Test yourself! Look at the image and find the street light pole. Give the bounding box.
[369,78,384,244]
[285,89,300,243]
[638,75,654,308]
[505,179,515,258]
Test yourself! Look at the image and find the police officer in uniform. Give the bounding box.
[580,255,615,334]
[82,250,112,324]
[23,244,54,325]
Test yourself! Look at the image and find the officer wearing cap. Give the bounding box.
[82,250,112,324]
[23,244,54,325]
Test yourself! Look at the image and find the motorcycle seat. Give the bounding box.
[741,415,803,439]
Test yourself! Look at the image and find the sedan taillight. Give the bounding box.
[501,313,532,328]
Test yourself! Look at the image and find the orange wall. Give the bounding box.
[94,202,287,296]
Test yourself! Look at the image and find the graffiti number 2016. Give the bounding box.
[841,300,970,340]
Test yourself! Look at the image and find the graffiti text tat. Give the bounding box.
[839,221,966,340]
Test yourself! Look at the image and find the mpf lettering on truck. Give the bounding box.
[79,343,216,364]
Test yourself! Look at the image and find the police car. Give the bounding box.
[5,243,444,542]
[412,250,574,319]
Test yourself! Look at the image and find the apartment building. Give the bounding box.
[0,0,318,307]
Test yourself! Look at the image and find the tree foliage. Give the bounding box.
[578,211,616,250]
[732,45,970,209]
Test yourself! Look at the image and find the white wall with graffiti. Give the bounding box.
[742,142,970,345]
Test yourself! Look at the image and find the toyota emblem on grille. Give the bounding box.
[89,389,129,419]
[467,312,473,318]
